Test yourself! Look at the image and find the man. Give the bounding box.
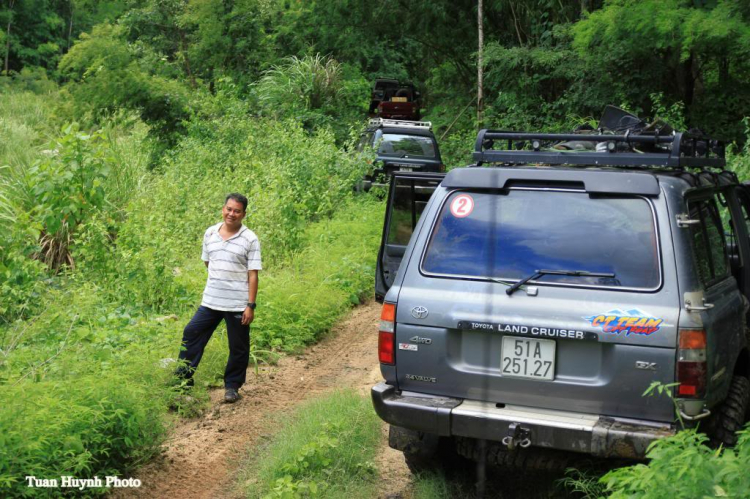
[175,193,261,403]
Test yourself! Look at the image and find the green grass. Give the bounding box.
[411,472,466,499]
[241,390,381,499]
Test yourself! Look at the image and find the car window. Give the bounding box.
[421,189,660,290]
[387,179,437,245]
[378,134,436,159]
[688,197,729,287]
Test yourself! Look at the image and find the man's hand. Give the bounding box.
[241,307,254,326]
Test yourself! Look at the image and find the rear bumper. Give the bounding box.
[371,382,675,459]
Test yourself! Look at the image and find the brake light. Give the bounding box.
[676,329,707,397]
[379,303,396,364]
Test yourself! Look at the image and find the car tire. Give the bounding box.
[704,375,750,448]
[389,425,467,475]
[455,436,577,472]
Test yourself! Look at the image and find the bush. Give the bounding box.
[59,24,197,142]
[0,372,166,497]
[0,67,58,95]
[598,427,750,498]
[117,113,369,280]
[255,55,370,143]
[439,128,476,170]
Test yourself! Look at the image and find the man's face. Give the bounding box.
[222,199,246,228]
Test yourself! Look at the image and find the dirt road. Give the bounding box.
[122,301,412,499]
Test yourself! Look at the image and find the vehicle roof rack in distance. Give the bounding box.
[369,118,432,130]
[472,129,726,170]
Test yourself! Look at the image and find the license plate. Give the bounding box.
[501,337,556,381]
[399,166,414,172]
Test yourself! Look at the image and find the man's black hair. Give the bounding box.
[225,193,248,212]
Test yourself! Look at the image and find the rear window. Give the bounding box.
[421,189,660,290]
[378,134,436,159]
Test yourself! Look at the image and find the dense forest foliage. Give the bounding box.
[4,0,750,141]
[2,0,750,497]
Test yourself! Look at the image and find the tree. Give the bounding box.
[3,0,14,75]
[59,23,195,141]
[572,0,750,137]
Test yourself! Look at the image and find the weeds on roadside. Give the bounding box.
[562,381,750,498]
[599,427,750,498]
[411,471,474,499]
[560,468,607,498]
[243,391,380,499]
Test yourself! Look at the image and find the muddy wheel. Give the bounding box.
[704,375,750,448]
[455,436,578,472]
[389,425,468,475]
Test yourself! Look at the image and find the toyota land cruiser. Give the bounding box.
[357,119,444,191]
[371,109,750,471]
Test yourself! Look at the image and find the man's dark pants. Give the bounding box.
[175,305,250,389]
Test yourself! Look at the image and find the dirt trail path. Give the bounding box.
[122,301,412,499]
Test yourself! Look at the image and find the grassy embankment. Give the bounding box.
[0,90,381,497]
[241,390,381,499]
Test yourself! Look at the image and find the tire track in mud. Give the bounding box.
[118,301,412,499]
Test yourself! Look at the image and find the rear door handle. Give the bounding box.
[685,299,714,312]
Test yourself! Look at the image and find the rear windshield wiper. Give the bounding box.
[506,269,616,296]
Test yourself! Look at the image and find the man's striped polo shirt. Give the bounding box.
[201,223,262,312]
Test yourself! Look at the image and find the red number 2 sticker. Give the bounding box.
[450,194,474,218]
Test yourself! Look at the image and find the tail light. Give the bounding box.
[378,303,396,365]
[676,329,707,397]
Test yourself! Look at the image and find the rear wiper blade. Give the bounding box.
[488,277,513,288]
[506,269,616,296]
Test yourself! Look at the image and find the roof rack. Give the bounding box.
[369,118,432,130]
[473,129,726,170]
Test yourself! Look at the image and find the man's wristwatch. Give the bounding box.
[247,302,257,310]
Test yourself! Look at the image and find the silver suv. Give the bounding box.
[371,114,750,471]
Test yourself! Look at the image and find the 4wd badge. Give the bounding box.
[411,306,428,319]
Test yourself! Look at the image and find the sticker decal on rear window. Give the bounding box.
[585,309,664,336]
[450,194,474,218]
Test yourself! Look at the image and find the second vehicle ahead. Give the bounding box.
[358,118,444,189]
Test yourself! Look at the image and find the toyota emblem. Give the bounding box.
[411,306,429,319]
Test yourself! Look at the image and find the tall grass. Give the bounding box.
[242,390,381,499]
[0,90,62,212]
[0,372,167,494]
[411,473,466,499]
